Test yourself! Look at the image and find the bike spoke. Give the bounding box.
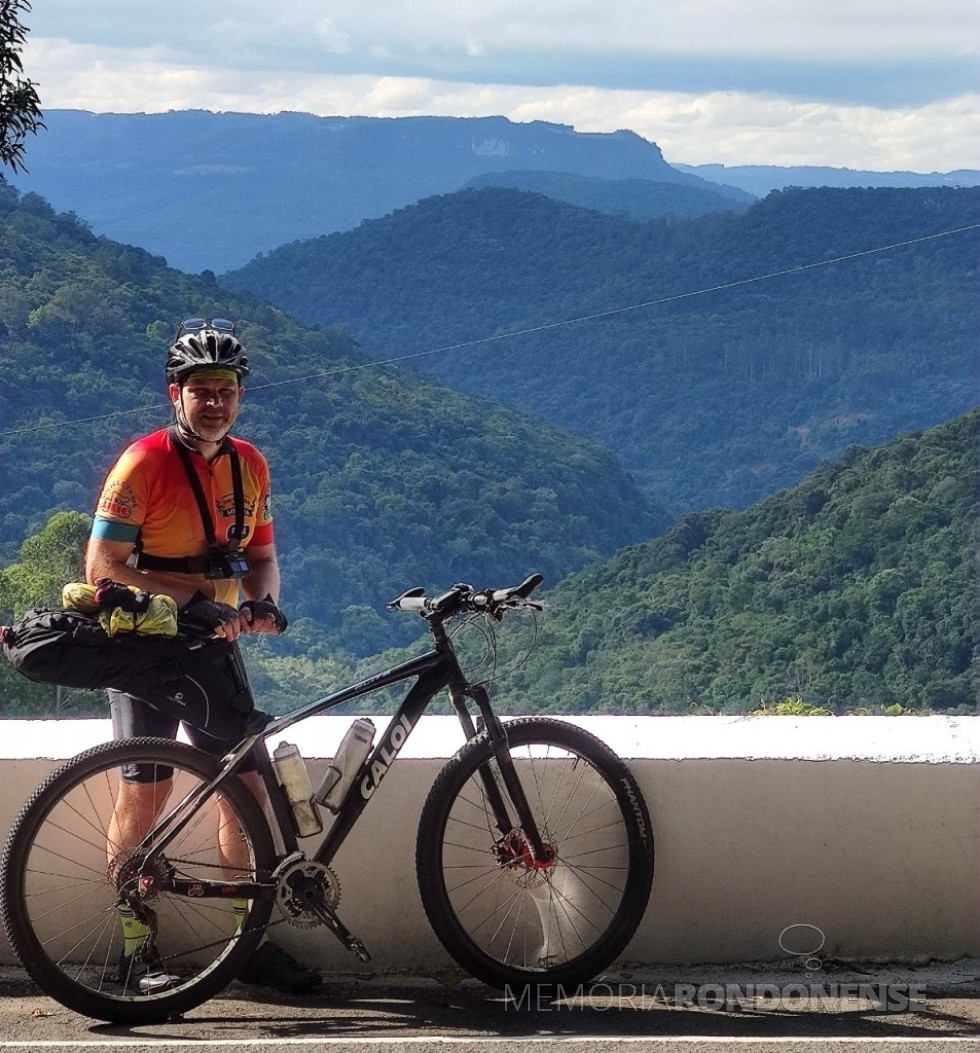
[4,740,276,1020]
[421,719,653,986]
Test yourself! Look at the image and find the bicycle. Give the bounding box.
[0,574,654,1024]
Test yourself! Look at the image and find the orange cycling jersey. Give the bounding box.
[91,428,274,606]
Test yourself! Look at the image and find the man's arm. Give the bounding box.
[86,536,253,640]
[86,537,198,608]
[239,544,284,634]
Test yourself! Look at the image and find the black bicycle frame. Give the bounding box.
[276,646,455,864]
[145,626,548,903]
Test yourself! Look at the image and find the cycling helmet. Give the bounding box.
[166,318,249,384]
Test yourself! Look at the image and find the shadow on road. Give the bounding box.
[77,971,978,1043]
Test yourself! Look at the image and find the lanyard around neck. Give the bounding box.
[168,426,245,548]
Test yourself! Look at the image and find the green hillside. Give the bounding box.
[225,185,980,518]
[0,182,665,662]
[481,410,979,715]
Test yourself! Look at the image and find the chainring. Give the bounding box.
[275,859,342,929]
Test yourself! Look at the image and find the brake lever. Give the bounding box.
[509,600,544,613]
[498,597,544,614]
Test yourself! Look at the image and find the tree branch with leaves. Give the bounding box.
[0,0,43,172]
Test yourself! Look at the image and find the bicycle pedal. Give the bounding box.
[310,902,371,962]
[348,938,372,963]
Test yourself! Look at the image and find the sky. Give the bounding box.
[21,0,980,172]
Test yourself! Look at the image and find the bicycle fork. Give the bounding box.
[302,679,553,965]
[450,683,553,867]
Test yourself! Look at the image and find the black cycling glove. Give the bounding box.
[239,594,288,633]
[178,591,241,637]
[93,578,151,615]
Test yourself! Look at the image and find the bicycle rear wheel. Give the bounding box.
[1,737,277,1023]
[417,717,654,990]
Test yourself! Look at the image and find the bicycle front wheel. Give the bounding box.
[1,737,277,1023]
[417,717,654,990]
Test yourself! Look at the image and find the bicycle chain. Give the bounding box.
[108,851,342,938]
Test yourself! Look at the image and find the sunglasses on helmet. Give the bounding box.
[175,318,236,340]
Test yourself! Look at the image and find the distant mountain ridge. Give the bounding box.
[11,110,727,273]
[675,163,980,197]
[463,170,754,221]
[14,110,969,275]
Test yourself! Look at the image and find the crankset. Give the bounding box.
[274,859,371,962]
[276,859,341,929]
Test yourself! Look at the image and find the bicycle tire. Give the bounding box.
[416,717,654,990]
[1,737,277,1023]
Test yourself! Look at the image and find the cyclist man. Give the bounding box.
[85,318,320,995]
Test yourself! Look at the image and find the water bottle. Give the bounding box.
[315,718,376,813]
[272,742,323,838]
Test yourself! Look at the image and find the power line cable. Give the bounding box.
[2,221,977,440]
[253,221,980,391]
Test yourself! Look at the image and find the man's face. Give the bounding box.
[171,375,243,443]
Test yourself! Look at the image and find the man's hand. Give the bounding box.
[179,593,245,639]
[239,595,288,634]
[93,578,151,615]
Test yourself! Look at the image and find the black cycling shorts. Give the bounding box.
[109,688,261,782]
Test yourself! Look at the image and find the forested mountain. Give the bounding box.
[225,185,980,518]
[0,182,665,662]
[464,170,754,221]
[12,108,972,273]
[11,111,729,273]
[2,177,976,719]
[675,163,980,197]
[6,409,975,717]
[458,410,980,716]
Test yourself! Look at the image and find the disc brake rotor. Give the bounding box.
[495,832,557,888]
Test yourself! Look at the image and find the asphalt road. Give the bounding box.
[0,962,976,1051]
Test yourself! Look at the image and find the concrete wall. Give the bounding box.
[0,716,976,972]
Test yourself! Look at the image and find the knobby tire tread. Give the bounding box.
[416,717,654,990]
[1,737,277,1024]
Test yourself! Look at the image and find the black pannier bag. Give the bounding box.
[1,607,257,743]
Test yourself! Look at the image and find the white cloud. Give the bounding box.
[504,88,980,169]
[22,37,980,172]
[313,19,352,56]
[36,0,978,58]
[29,1,979,86]
[646,93,980,170]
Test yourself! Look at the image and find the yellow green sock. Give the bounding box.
[117,905,150,957]
[233,899,249,932]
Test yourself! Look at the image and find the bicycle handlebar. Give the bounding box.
[386,573,544,620]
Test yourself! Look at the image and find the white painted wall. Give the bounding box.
[0,716,976,972]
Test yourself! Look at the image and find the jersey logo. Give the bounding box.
[216,493,257,520]
[99,480,137,520]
